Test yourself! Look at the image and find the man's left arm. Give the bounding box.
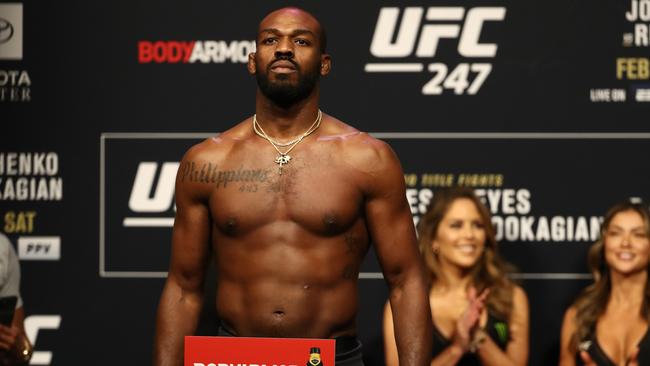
[362,139,432,366]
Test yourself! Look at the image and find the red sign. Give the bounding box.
[185,336,336,366]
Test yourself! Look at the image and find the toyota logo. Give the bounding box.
[0,18,14,44]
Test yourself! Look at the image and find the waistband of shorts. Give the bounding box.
[217,324,361,358]
[334,335,360,355]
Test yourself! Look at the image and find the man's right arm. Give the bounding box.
[154,149,212,366]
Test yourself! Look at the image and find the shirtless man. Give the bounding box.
[154,7,431,366]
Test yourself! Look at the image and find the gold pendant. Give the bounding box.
[274,154,291,175]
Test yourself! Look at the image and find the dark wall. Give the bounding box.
[1,0,649,364]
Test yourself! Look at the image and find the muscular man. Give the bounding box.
[154,7,431,366]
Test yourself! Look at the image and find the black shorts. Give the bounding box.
[217,324,364,366]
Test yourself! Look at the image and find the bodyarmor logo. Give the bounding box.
[138,40,255,64]
[366,7,506,95]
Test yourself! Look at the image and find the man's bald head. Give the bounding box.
[250,6,332,108]
[257,7,327,53]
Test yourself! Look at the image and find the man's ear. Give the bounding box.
[320,54,331,76]
[247,52,256,75]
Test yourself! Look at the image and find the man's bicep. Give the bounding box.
[167,178,212,292]
[363,147,420,284]
[367,198,420,283]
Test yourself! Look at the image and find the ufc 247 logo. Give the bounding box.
[366,7,506,95]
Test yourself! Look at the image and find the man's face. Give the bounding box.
[249,8,330,107]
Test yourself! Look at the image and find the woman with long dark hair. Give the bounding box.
[384,187,529,365]
[559,201,650,366]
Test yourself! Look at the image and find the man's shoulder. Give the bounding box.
[181,118,252,163]
[321,115,400,176]
[321,115,392,155]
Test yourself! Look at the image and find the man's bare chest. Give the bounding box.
[194,149,365,236]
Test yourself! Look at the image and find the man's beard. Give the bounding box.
[256,59,320,108]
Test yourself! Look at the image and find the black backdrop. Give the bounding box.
[1,0,649,365]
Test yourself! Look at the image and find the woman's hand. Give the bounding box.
[452,287,490,352]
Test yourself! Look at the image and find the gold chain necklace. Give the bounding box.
[253,109,322,175]
[253,121,304,147]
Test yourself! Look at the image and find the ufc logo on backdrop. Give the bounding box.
[121,162,178,228]
[128,162,178,213]
[25,315,61,365]
[365,7,506,95]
